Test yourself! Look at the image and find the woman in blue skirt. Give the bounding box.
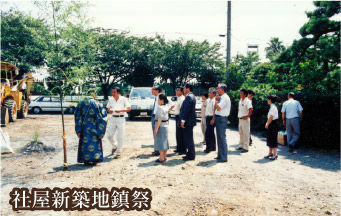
[153,94,170,163]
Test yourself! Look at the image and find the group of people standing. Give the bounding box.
[74,83,303,166]
[151,84,303,163]
[151,83,232,163]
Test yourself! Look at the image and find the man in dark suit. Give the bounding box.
[179,83,197,161]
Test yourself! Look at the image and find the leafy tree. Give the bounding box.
[1,10,49,76]
[125,36,162,87]
[234,52,260,76]
[193,41,225,89]
[276,1,340,87]
[31,83,52,95]
[159,39,225,91]
[158,39,196,91]
[225,63,244,91]
[85,28,133,99]
[249,63,278,84]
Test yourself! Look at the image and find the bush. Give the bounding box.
[227,84,340,150]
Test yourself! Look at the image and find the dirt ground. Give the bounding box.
[1,114,340,216]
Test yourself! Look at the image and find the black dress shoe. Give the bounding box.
[241,149,249,153]
[214,157,221,160]
[236,147,243,150]
[264,154,273,159]
[217,159,227,163]
[155,159,165,163]
[183,157,195,161]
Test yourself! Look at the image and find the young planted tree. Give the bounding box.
[34,1,91,170]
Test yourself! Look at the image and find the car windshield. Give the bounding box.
[130,89,154,99]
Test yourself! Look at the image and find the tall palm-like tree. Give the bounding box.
[265,37,285,62]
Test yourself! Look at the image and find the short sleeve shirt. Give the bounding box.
[155,105,169,127]
[268,104,278,120]
[215,93,231,117]
[238,97,253,118]
[281,98,303,119]
[106,95,130,116]
[205,98,215,116]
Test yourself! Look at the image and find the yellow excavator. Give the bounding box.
[1,62,34,125]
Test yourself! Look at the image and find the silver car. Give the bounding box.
[29,96,77,114]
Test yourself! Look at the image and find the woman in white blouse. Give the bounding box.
[153,94,170,163]
[264,95,280,160]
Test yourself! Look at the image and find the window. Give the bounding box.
[51,97,61,102]
[130,89,154,99]
[40,97,51,102]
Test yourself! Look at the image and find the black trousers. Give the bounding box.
[175,115,186,152]
[205,116,216,151]
[184,126,195,159]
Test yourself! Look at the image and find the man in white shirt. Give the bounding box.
[204,88,217,153]
[200,92,208,144]
[281,92,303,153]
[172,87,186,154]
[151,85,162,156]
[214,84,231,162]
[237,89,253,153]
[106,87,131,159]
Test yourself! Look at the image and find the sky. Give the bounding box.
[2,0,336,63]
[86,0,318,61]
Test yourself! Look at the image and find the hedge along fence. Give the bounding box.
[227,88,340,150]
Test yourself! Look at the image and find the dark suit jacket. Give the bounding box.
[179,92,197,127]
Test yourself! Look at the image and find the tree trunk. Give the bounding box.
[102,83,109,100]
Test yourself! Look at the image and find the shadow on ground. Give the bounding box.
[48,155,115,173]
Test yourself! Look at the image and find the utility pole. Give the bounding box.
[226,1,231,81]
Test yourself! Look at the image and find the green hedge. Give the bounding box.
[227,87,340,150]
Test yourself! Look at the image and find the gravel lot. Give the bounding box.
[1,115,340,216]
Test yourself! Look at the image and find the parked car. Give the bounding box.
[168,96,202,120]
[29,96,77,114]
[169,96,178,117]
[128,87,155,120]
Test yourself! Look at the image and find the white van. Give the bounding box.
[128,87,155,120]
